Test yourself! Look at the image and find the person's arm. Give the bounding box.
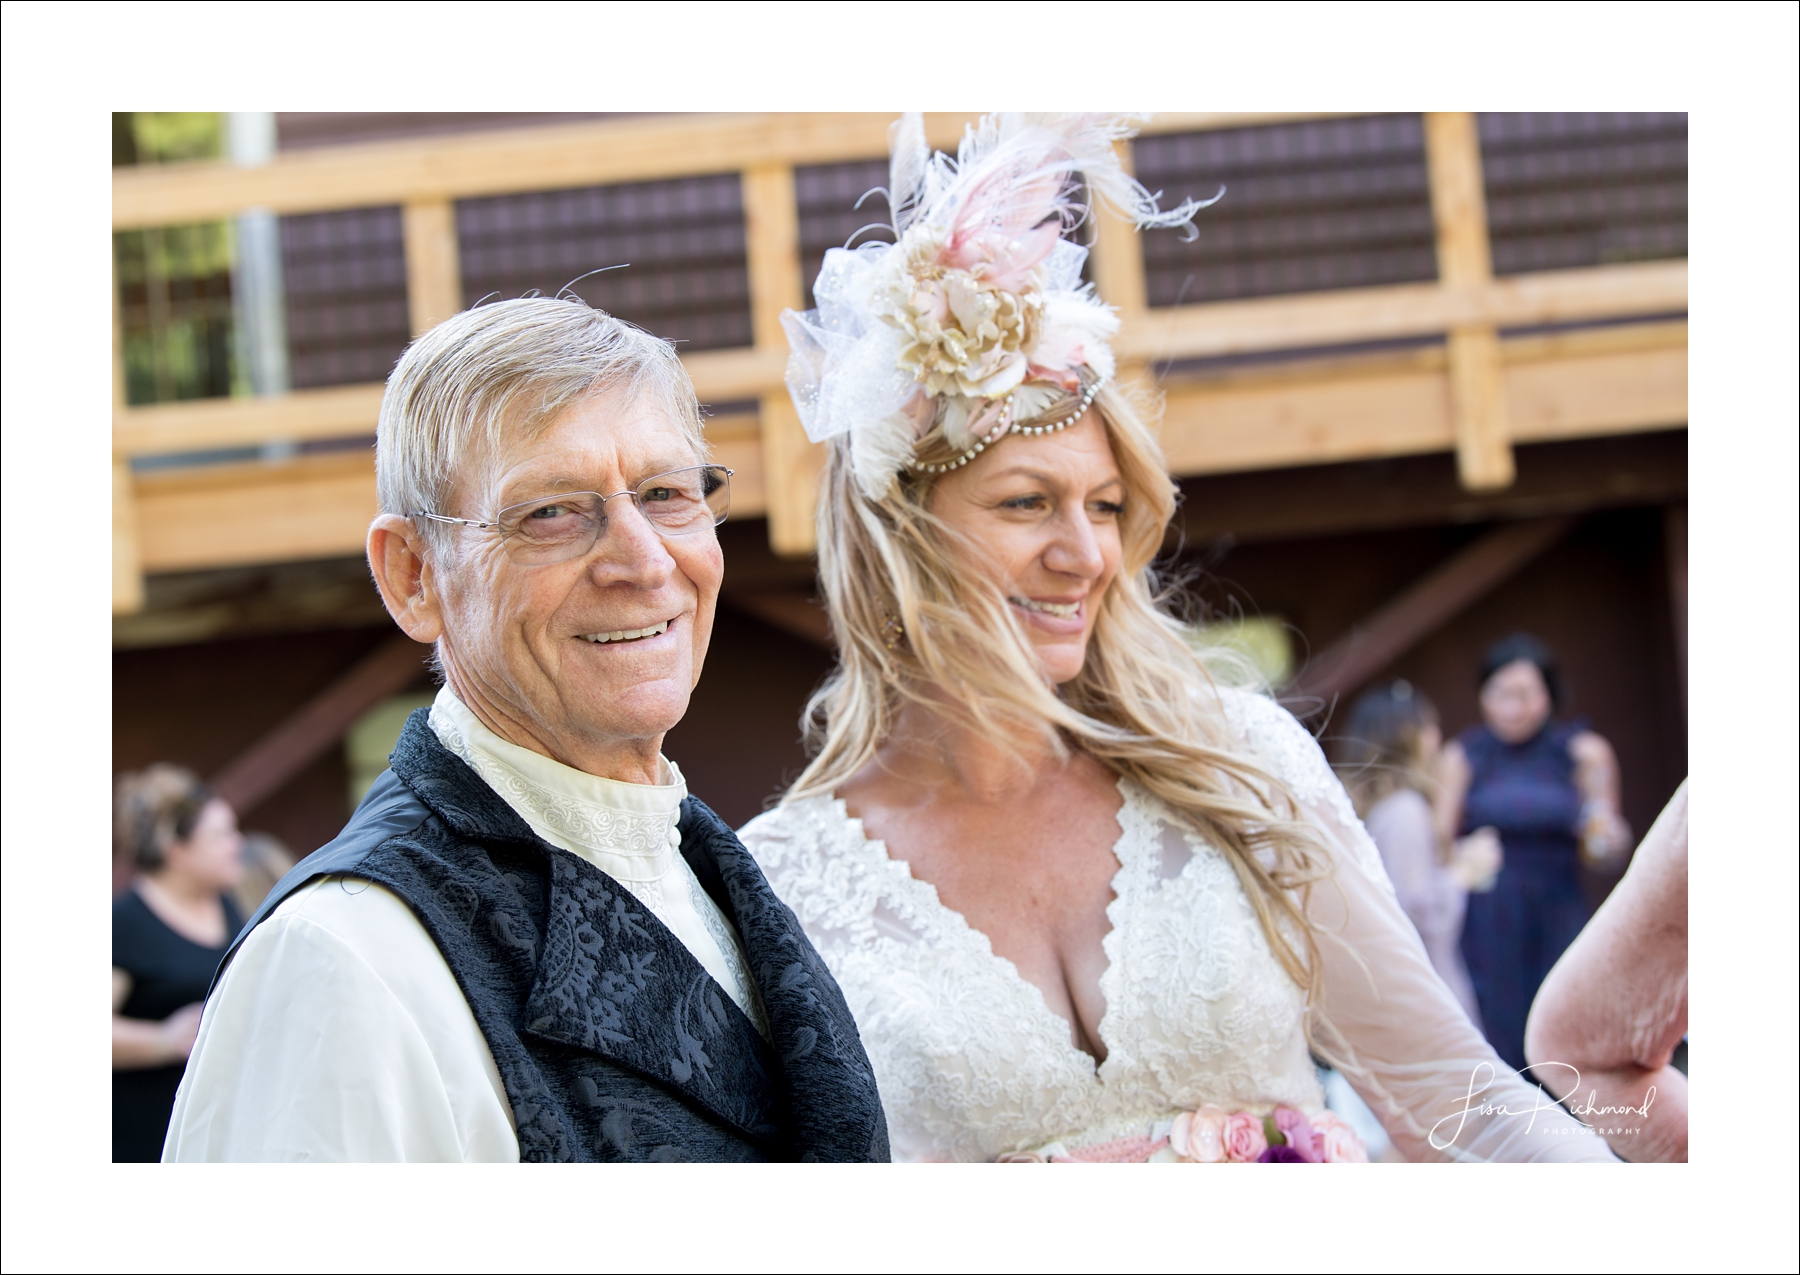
[1570,730,1631,861]
[164,880,516,1162]
[1432,738,1473,850]
[1364,791,1461,950]
[1237,697,1617,1161]
[1526,782,1687,1162]
[112,968,203,1070]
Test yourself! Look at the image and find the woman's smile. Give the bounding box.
[1009,595,1086,634]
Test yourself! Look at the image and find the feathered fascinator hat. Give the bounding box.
[782,112,1207,500]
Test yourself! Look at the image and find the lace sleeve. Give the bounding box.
[1223,689,1617,1162]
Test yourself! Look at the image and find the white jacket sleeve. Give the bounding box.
[162,878,518,1163]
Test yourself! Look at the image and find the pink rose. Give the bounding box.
[1222,1111,1267,1163]
[1272,1107,1321,1162]
[1311,1112,1370,1164]
[1170,1105,1229,1163]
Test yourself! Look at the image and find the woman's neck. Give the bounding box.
[877,698,1068,803]
[137,869,228,947]
[140,867,217,910]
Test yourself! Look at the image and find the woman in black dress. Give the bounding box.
[112,765,246,1161]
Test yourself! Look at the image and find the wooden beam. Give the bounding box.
[685,346,789,405]
[402,199,461,336]
[1159,322,1686,478]
[113,273,145,614]
[1424,111,1513,490]
[742,163,803,370]
[111,266,1686,462]
[209,633,434,815]
[1445,325,1514,487]
[131,413,770,575]
[1504,338,1688,443]
[113,460,145,615]
[757,395,823,559]
[1291,516,1577,707]
[136,451,380,572]
[125,327,1683,576]
[110,350,788,459]
[741,162,819,558]
[114,383,386,458]
[703,411,767,520]
[1112,260,1686,365]
[111,113,1358,231]
[1160,352,1457,475]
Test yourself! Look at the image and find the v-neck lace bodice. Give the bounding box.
[741,687,1618,1163]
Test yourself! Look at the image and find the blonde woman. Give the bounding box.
[739,114,1618,1163]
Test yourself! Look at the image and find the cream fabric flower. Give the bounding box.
[874,235,1044,403]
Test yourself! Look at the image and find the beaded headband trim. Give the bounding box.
[913,375,1108,475]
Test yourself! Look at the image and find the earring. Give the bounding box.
[882,613,905,651]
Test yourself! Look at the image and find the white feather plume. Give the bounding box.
[887,113,930,236]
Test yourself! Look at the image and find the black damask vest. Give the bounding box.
[215,712,890,1163]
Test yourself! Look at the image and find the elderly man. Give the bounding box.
[164,299,890,1162]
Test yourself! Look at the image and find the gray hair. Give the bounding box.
[376,297,707,553]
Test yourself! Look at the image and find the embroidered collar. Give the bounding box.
[428,687,687,885]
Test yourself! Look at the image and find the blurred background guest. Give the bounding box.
[112,765,246,1162]
[230,831,296,919]
[1527,782,1687,1162]
[1435,633,1631,1070]
[1339,680,1498,1024]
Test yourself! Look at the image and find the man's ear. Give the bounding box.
[367,514,445,643]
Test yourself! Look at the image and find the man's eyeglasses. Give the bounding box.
[412,465,732,565]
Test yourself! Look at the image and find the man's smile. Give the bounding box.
[578,617,674,645]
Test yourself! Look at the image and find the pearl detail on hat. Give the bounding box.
[912,376,1108,475]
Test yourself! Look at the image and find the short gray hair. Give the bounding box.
[376,297,707,550]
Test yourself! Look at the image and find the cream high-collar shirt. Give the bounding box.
[164,688,763,1163]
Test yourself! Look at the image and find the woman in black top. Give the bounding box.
[112,765,246,1161]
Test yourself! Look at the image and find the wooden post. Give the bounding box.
[402,198,461,336]
[112,459,145,615]
[1424,112,1515,491]
[1085,139,1154,398]
[112,274,145,615]
[741,162,817,557]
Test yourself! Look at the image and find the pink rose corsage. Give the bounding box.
[998,1105,1370,1163]
[1311,1111,1372,1163]
[1174,1105,1367,1164]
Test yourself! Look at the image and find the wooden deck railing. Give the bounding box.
[112,112,1688,613]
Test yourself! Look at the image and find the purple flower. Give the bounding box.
[1272,1107,1322,1162]
[1258,1145,1311,1163]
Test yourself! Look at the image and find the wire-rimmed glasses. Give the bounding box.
[412,464,732,565]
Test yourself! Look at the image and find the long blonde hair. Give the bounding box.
[789,381,1332,1003]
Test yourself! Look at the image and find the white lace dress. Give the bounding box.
[739,688,1616,1163]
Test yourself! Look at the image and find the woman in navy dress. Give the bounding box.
[1435,634,1630,1070]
